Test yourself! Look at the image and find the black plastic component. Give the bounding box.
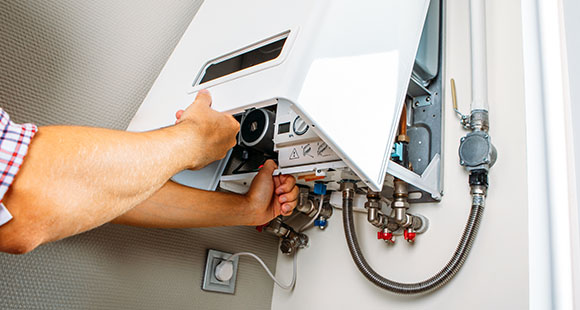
[278,122,290,134]
[402,143,409,168]
[469,169,488,187]
[241,109,267,144]
[222,107,277,175]
[199,37,287,85]
[392,142,410,168]
[239,108,275,155]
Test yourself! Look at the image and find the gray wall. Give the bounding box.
[0,1,279,309]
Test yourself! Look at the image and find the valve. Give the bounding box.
[313,183,327,195]
[377,230,395,244]
[391,142,404,162]
[404,228,416,243]
[314,217,328,230]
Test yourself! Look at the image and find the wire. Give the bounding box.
[299,194,324,232]
[226,251,297,290]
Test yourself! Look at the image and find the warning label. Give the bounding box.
[302,144,314,158]
[289,148,300,160]
[317,142,333,157]
[278,140,341,167]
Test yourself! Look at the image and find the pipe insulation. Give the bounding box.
[342,191,485,294]
[470,0,489,112]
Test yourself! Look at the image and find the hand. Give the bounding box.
[175,90,240,170]
[243,160,299,226]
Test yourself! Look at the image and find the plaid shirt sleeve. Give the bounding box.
[0,108,37,227]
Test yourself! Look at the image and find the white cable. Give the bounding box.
[299,194,324,232]
[225,251,297,290]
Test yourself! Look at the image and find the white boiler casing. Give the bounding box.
[128,0,430,192]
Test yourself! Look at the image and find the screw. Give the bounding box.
[461,137,465,142]
[460,160,465,165]
[426,96,431,102]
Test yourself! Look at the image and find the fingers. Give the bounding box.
[194,89,212,107]
[276,175,298,217]
[280,205,293,216]
[275,174,296,195]
[279,185,299,216]
[227,114,240,135]
[273,175,281,189]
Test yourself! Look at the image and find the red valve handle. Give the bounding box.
[404,229,416,241]
[377,231,394,241]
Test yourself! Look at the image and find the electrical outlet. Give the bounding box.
[202,249,240,294]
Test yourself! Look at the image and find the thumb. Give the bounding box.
[194,89,212,107]
[250,160,277,190]
[260,159,277,175]
[248,160,277,198]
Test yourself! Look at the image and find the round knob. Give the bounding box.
[292,116,309,135]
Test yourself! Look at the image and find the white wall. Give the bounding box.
[563,0,580,240]
[272,0,529,308]
[563,0,580,305]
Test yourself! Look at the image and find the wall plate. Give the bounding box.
[202,249,240,294]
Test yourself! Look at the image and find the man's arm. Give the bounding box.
[111,160,299,228]
[0,90,239,254]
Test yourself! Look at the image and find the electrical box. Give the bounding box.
[128,0,442,200]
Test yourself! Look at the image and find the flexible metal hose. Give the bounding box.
[342,191,484,294]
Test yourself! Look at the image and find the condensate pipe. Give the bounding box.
[470,0,489,113]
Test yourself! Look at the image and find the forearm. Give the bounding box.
[1,123,194,249]
[112,181,254,228]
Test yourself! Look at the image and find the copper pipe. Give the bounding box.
[397,104,410,143]
[400,104,407,136]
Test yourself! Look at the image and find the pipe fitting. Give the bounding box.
[470,184,487,208]
[411,215,424,231]
[391,200,409,209]
[264,217,289,238]
[459,131,497,171]
[365,190,385,228]
[469,110,489,132]
[296,187,314,214]
[317,201,333,219]
[367,207,384,228]
[470,184,487,197]
[393,179,409,198]
[391,179,410,226]
[280,230,309,255]
[340,181,357,200]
